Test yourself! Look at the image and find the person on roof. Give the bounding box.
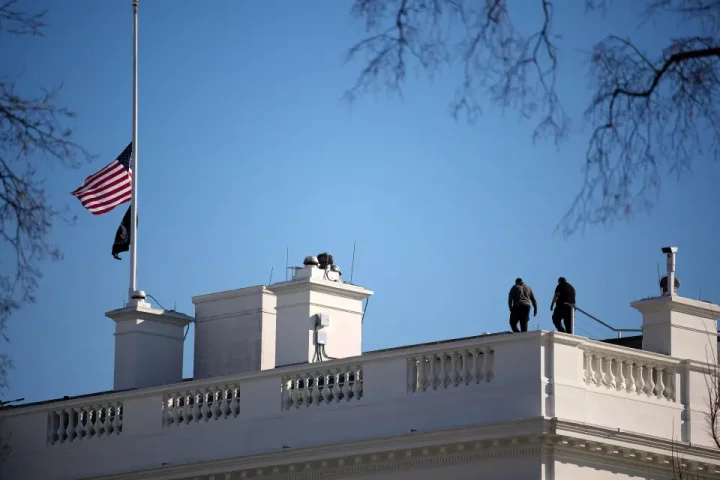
[508,278,537,333]
[551,277,576,334]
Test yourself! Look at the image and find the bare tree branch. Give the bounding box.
[0,0,90,394]
[343,0,720,236]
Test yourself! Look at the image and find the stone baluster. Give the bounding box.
[470,349,480,384]
[281,379,292,409]
[222,388,233,417]
[582,353,589,384]
[461,351,471,385]
[302,376,311,407]
[332,371,342,402]
[645,365,656,397]
[200,391,211,420]
[192,392,201,422]
[417,356,427,392]
[93,405,103,436]
[352,367,363,399]
[475,351,485,383]
[439,354,449,388]
[311,373,322,405]
[626,362,636,393]
[114,404,123,434]
[102,406,112,436]
[230,387,240,415]
[64,409,75,442]
[171,396,180,425]
[664,369,675,402]
[212,390,223,419]
[183,394,193,424]
[616,359,627,391]
[635,364,645,395]
[75,408,85,440]
[654,366,666,399]
[595,355,605,387]
[456,351,465,386]
[427,354,437,390]
[55,410,65,443]
[293,376,303,408]
[343,369,352,402]
[322,373,332,403]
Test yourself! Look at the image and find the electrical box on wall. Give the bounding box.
[315,313,330,328]
[316,331,328,345]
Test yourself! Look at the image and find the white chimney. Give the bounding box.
[268,254,372,367]
[106,298,193,391]
[192,285,276,379]
[632,247,720,363]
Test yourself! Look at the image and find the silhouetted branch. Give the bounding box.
[0,0,90,393]
[344,0,720,235]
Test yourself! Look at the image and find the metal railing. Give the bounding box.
[568,303,642,339]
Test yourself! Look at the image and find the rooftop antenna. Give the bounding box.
[269,266,274,285]
[350,241,357,283]
[699,288,703,301]
[285,246,289,281]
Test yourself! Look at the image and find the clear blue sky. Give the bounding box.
[2,1,717,403]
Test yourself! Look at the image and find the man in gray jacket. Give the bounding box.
[508,278,538,332]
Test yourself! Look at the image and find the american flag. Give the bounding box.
[72,143,133,215]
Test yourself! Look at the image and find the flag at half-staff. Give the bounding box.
[112,205,133,260]
[71,143,132,215]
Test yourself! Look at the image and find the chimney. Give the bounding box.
[631,247,720,363]
[106,294,194,391]
[269,253,372,367]
[192,285,276,379]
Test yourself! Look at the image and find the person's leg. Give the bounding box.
[520,305,530,332]
[552,310,566,332]
[509,308,520,332]
[563,307,573,334]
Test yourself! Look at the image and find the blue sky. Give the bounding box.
[2,1,717,404]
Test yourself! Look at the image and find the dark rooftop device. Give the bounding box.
[317,252,334,270]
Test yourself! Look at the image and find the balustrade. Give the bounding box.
[582,348,676,402]
[407,347,495,393]
[47,402,122,445]
[281,365,363,409]
[163,384,240,426]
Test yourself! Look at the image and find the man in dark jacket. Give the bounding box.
[551,277,576,334]
[508,278,537,333]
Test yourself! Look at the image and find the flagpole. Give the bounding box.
[129,0,141,303]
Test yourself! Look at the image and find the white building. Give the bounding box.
[2,248,720,480]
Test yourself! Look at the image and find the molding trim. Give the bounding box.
[85,418,720,480]
[631,295,720,320]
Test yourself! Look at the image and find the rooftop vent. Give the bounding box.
[660,246,679,296]
[317,252,334,270]
[303,255,319,267]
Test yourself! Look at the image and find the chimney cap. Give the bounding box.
[303,255,319,266]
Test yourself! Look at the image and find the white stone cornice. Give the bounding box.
[268,278,372,301]
[192,285,273,305]
[105,303,194,327]
[631,295,720,320]
[82,418,720,480]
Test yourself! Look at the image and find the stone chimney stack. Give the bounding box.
[106,299,193,391]
[269,253,373,367]
[192,286,277,379]
[632,247,720,363]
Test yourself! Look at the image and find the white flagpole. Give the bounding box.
[129,0,141,303]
